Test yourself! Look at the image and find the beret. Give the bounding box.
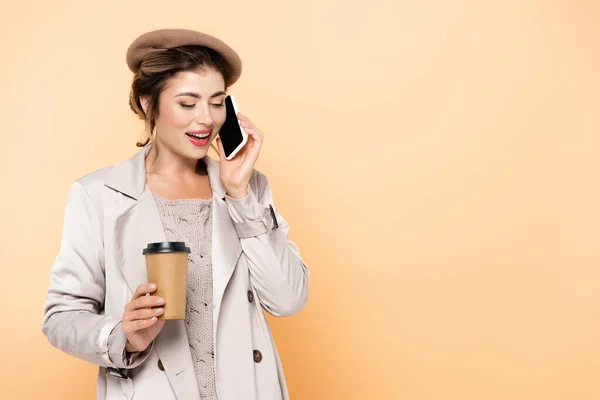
[126,28,242,84]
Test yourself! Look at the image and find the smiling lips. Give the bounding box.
[186,129,212,147]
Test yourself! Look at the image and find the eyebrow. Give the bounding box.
[175,91,227,99]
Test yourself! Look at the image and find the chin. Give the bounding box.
[185,147,210,160]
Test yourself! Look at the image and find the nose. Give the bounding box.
[195,102,214,126]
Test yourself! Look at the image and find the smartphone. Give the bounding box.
[218,95,248,160]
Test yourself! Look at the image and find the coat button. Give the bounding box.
[253,350,262,363]
[247,290,254,303]
[157,359,165,371]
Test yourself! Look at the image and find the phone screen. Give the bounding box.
[219,96,244,158]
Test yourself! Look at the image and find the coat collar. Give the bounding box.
[104,144,226,200]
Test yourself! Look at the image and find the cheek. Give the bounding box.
[213,110,227,130]
[159,104,195,130]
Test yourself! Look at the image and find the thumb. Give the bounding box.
[216,136,225,162]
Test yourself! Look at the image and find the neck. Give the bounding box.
[145,144,200,178]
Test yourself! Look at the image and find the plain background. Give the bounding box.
[1,0,599,399]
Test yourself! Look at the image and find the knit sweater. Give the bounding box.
[153,193,217,399]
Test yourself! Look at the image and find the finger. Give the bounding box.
[236,113,251,124]
[244,129,263,149]
[130,295,164,311]
[124,307,163,321]
[126,283,157,311]
[240,120,256,133]
[216,136,226,162]
[135,283,156,299]
[241,122,264,141]
[238,114,261,133]
[124,317,158,334]
[239,117,261,135]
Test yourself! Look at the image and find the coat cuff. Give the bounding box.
[106,321,151,369]
[225,188,278,238]
[225,188,263,222]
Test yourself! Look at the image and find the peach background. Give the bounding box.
[1,1,599,399]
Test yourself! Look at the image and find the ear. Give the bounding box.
[140,96,150,115]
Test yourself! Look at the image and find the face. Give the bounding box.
[143,67,227,161]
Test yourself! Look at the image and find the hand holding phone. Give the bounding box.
[216,96,265,199]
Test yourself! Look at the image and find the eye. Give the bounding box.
[180,103,195,109]
[210,103,225,108]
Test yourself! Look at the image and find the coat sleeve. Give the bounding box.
[41,181,151,369]
[225,172,310,317]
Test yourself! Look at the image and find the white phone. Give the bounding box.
[219,95,248,160]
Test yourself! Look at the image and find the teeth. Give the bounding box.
[188,133,210,138]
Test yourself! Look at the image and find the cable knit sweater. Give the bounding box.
[153,193,217,399]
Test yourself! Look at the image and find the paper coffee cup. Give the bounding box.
[142,242,191,320]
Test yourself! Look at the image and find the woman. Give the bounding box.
[41,28,309,400]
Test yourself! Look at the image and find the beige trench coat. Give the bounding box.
[41,146,310,400]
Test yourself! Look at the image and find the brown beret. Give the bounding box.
[126,28,242,84]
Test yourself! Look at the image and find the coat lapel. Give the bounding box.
[205,157,243,314]
[106,146,155,294]
[113,188,165,293]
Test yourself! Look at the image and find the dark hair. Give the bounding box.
[129,45,233,148]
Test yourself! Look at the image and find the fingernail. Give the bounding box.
[155,308,163,314]
[151,317,157,321]
[157,298,164,305]
[149,284,156,290]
